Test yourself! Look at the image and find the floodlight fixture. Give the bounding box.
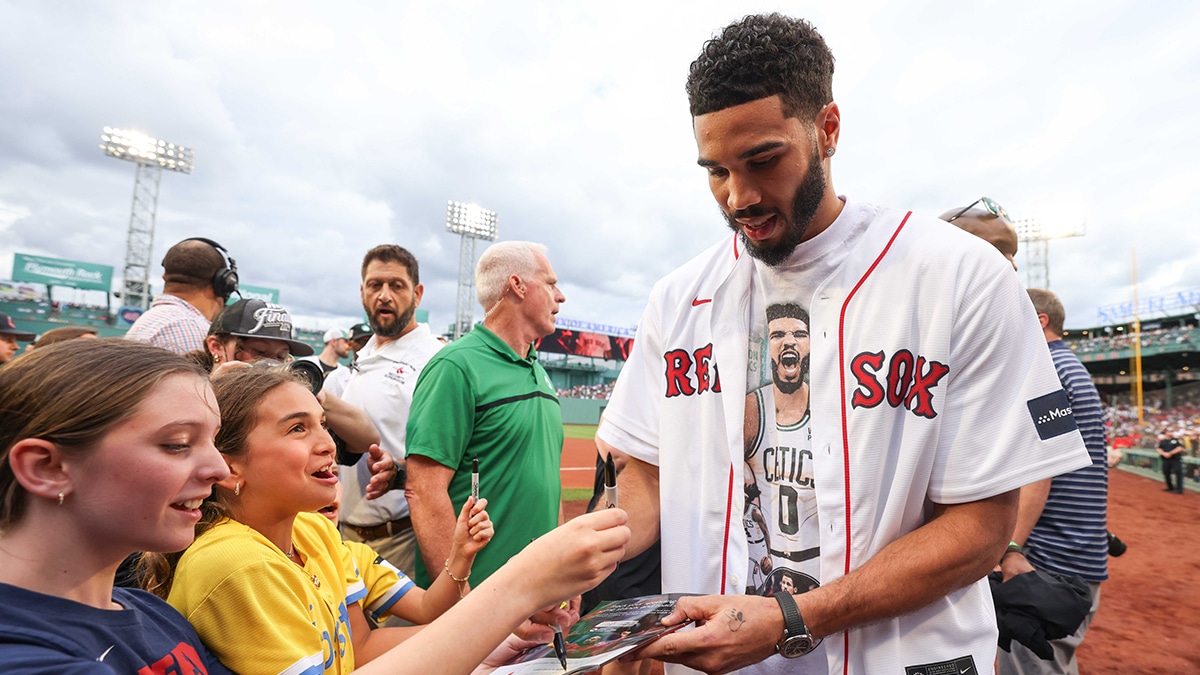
[99,126,196,310]
[445,201,499,340]
[446,201,498,239]
[1013,217,1085,290]
[99,127,195,174]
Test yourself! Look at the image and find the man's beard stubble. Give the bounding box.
[366,302,415,339]
[725,145,827,267]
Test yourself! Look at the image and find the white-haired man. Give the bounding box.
[406,241,566,588]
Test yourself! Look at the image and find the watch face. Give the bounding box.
[780,635,815,658]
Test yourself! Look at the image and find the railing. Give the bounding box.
[1114,448,1198,491]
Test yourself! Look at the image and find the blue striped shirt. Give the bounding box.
[1025,340,1108,582]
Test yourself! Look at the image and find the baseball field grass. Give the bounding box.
[563,423,599,439]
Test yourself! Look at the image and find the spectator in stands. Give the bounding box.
[407,241,566,589]
[337,245,444,583]
[997,289,1110,674]
[27,326,98,351]
[942,197,1019,271]
[126,238,240,354]
[0,339,233,672]
[0,312,35,364]
[1157,432,1186,493]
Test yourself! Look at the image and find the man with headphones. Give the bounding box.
[126,237,239,354]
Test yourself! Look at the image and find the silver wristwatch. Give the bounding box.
[774,591,818,658]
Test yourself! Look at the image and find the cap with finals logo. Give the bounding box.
[0,312,35,341]
[209,299,314,356]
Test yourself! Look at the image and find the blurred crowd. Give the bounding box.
[556,382,615,400]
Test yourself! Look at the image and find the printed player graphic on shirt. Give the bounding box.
[743,302,821,601]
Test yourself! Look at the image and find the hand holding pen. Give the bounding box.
[471,455,480,501]
[603,453,618,509]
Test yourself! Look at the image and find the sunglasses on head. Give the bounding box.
[946,196,1009,222]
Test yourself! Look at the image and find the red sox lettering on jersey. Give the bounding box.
[136,642,209,675]
[663,343,722,397]
[849,349,950,419]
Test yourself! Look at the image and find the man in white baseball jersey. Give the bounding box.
[602,13,1092,675]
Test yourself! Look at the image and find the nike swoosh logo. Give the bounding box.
[692,297,712,306]
[97,645,115,662]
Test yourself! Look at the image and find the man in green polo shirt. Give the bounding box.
[406,240,567,587]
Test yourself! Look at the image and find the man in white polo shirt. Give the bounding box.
[337,244,443,581]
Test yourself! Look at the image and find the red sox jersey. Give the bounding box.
[598,197,1092,675]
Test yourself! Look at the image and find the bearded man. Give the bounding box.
[337,244,443,580]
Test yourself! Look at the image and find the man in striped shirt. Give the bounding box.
[998,288,1109,674]
[125,238,237,354]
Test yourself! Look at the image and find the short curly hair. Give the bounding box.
[687,13,835,120]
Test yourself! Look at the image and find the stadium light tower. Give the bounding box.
[99,127,195,310]
[1013,217,1085,289]
[446,201,498,340]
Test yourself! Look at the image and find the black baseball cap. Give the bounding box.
[348,322,373,343]
[209,299,314,357]
[0,312,35,341]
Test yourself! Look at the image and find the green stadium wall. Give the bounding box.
[559,397,606,425]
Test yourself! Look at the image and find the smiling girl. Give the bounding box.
[0,339,234,673]
[145,366,495,674]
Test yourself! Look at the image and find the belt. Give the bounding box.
[344,516,412,540]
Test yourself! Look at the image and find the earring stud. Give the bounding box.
[826,147,835,156]
[57,492,64,506]
[234,481,241,496]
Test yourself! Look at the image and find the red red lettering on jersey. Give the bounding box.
[694,344,713,393]
[851,350,949,418]
[885,349,915,408]
[137,642,208,675]
[664,349,696,397]
[850,351,885,408]
[663,344,720,398]
[907,356,950,419]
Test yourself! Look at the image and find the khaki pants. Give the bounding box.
[340,523,417,626]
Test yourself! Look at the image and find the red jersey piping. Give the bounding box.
[835,211,912,672]
[719,463,734,594]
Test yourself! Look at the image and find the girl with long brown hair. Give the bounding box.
[0,339,234,673]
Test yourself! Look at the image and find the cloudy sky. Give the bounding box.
[1,0,1198,333]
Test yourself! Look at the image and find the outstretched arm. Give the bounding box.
[353,508,630,675]
[598,439,660,561]
[389,497,493,624]
[634,491,1018,674]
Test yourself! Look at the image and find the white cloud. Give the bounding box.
[0,0,1198,332]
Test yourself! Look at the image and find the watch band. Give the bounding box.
[774,591,806,642]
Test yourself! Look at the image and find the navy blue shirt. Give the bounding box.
[1025,340,1109,582]
[0,583,233,674]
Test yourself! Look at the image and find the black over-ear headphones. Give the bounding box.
[182,237,239,299]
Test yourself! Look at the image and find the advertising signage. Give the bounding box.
[230,284,281,304]
[536,327,634,361]
[12,253,113,292]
